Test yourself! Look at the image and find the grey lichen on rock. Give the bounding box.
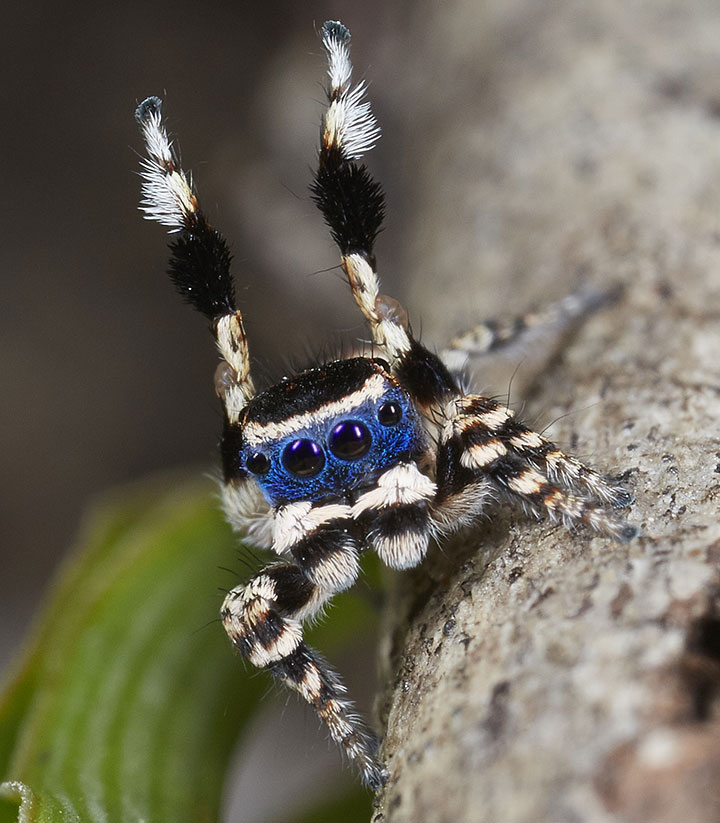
[371,1,720,821]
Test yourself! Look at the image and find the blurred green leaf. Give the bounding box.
[0,475,377,822]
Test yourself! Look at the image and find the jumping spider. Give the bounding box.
[135,20,635,790]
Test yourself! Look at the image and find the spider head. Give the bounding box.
[222,357,427,507]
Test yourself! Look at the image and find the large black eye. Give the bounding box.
[329,420,372,460]
[378,401,402,426]
[282,439,325,477]
[246,451,271,475]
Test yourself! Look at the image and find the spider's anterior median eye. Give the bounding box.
[246,451,271,475]
[329,420,372,460]
[378,401,402,426]
[282,439,326,477]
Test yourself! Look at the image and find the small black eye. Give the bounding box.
[282,439,325,477]
[378,401,402,426]
[246,451,271,475]
[329,420,371,460]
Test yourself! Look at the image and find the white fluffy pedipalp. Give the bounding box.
[321,21,380,160]
[135,96,197,231]
[272,501,353,554]
[222,479,274,549]
[352,462,437,516]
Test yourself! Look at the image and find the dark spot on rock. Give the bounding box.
[707,97,720,119]
[610,582,633,618]
[575,593,593,617]
[656,74,688,100]
[655,280,674,299]
[483,680,511,740]
[532,586,555,608]
[682,615,720,721]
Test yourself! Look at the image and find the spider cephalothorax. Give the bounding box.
[135,21,635,790]
[222,357,428,508]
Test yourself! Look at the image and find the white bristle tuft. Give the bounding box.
[321,21,380,160]
[135,96,197,232]
[322,21,352,91]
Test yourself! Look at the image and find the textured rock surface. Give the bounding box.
[371,2,720,821]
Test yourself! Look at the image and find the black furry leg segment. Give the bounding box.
[439,395,637,541]
[221,562,387,789]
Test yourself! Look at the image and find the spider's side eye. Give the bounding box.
[283,439,326,477]
[378,401,402,426]
[246,451,271,475]
[329,420,372,460]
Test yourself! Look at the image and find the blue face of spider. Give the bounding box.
[223,358,427,507]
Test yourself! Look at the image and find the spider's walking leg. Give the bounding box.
[436,395,636,540]
[221,503,387,789]
[439,285,623,395]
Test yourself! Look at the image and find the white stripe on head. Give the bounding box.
[243,372,388,447]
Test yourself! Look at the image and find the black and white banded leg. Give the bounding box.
[221,565,385,789]
[437,395,636,541]
[221,504,387,789]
